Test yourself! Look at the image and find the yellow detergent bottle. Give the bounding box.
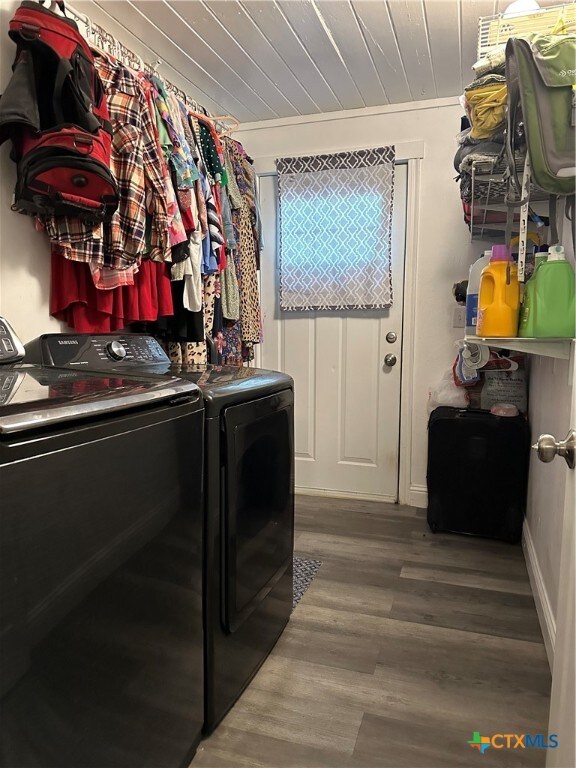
[477,245,520,338]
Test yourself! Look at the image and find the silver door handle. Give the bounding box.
[533,429,575,469]
[384,354,397,368]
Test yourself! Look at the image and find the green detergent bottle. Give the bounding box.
[519,249,548,337]
[531,245,575,338]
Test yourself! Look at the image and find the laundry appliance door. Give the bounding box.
[222,389,294,634]
[0,396,204,768]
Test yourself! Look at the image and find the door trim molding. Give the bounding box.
[407,484,428,509]
[398,159,421,507]
[296,487,397,504]
[523,519,556,669]
[256,160,415,504]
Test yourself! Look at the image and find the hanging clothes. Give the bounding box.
[0,30,265,355]
[165,273,218,365]
[46,56,175,290]
[152,76,196,189]
[198,120,224,183]
[199,172,218,275]
[137,72,179,261]
[223,142,243,210]
[172,238,203,312]
[219,186,236,248]
[205,181,225,267]
[51,248,173,332]
[225,138,261,351]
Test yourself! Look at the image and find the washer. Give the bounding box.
[25,333,295,734]
[2,320,205,768]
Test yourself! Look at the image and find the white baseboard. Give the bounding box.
[295,487,397,504]
[523,520,556,670]
[405,484,428,509]
[295,484,428,508]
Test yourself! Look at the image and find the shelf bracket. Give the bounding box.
[517,155,531,282]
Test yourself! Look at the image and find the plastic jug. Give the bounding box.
[466,250,492,336]
[477,245,520,338]
[519,249,548,338]
[531,245,576,338]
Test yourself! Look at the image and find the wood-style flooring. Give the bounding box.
[194,496,551,768]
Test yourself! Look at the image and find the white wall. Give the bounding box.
[523,222,575,667]
[0,1,66,342]
[237,99,490,504]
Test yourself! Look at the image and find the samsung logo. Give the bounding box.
[57,340,79,345]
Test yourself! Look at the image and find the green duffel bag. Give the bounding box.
[506,33,576,196]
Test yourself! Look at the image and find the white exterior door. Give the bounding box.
[547,354,575,768]
[257,163,407,501]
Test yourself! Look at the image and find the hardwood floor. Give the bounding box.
[194,497,551,768]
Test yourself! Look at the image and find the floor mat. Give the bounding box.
[292,555,322,611]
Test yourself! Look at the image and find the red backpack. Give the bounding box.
[0,1,118,222]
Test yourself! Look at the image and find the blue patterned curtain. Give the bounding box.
[276,146,395,312]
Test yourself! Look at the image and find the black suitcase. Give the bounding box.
[426,407,530,543]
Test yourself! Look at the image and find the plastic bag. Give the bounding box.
[428,370,468,415]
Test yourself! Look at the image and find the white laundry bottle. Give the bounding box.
[466,250,492,336]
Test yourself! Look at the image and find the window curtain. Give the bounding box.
[276,146,395,312]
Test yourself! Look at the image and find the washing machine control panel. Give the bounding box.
[26,334,171,369]
[0,317,25,364]
[106,340,128,360]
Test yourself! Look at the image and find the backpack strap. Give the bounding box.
[53,56,104,133]
[548,194,575,250]
[505,39,522,198]
[564,194,575,251]
[549,194,559,245]
[52,57,73,125]
[505,203,515,249]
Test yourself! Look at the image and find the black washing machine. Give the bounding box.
[1,319,205,768]
[25,333,295,734]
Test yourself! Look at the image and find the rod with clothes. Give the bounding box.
[1,1,262,365]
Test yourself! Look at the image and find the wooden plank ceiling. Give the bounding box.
[75,0,562,123]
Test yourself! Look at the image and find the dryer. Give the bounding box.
[1,320,205,768]
[25,333,295,734]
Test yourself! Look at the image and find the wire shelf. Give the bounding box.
[471,157,548,200]
[468,158,549,241]
[477,3,576,58]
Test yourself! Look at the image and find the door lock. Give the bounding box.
[384,354,397,368]
[533,429,575,469]
[386,332,397,344]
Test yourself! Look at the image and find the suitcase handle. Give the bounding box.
[428,406,516,424]
[446,407,524,421]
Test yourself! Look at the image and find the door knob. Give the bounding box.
[384,354,397,368]
[533,429,575,469]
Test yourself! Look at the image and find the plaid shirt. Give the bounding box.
[46,57,172,289]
